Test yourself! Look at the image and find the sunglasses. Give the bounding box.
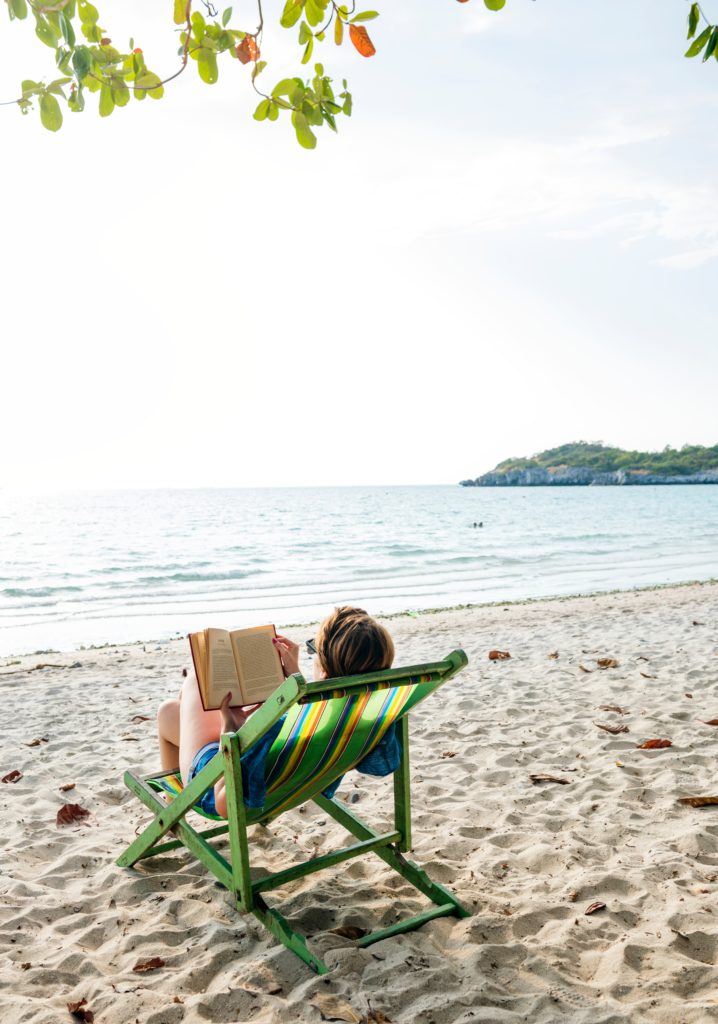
[305,637,317,656]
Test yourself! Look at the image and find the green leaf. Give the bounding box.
[222,6,232,27]
[46,76,71,96]
[272,77,300,96]
[280,0,303,29]
[99,82,114,116]
[34,15,58,48]
[112,81,130,106]
[292,109,316,149]
[483,0,506,9]
[301,37,314,64]
[39,92,63,131]
[704,26,718,60]
[253,98,270,120]
[267,101,279,121]
[68,85,85,112]
[197,49,218,84]
[174,0,187,25]
[191,10,206,39]
[685,25,711,57]
[251,60,267,80]
[72,44,93,81]
[9,0,29,20]
[334,16,343,44]
[323,109,337,132]
[298,19,312,43]
[342,91,352,116]
[78,0,99,25]
[687,3,700,39]
[135,72,164,98]
[58,12,76,46]
[314,62,324,75]
[349,11,379,22]
[304,0,324,27]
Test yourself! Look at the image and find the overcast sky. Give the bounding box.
[1,0,716,489]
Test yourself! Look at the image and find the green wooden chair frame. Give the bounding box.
[117,649,470,974]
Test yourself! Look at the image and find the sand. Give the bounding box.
[1,582,718,1024]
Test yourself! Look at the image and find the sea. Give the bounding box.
[1,485,717,656]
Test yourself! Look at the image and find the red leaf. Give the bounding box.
[488,650,511,661]
[704,719,718,727]
[67,998,94,1022]
[585,901,606,915]
[349,23,376,57]
[56,803,90,826]
[636,739,672,750]
[132,956,165,973]
[236,35,260,64]
[2,770,22,784]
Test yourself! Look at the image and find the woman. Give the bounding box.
[157,606,395,818]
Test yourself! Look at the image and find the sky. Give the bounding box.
[1,0,717,489]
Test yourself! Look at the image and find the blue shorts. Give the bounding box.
[187,741,220,816]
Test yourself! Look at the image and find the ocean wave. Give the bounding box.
[2,586,82,598]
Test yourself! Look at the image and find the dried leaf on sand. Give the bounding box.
[529,774,570,785]
[67,998,94,1022]
[132,956,165,973]
[595,722,629,734]
[56,803,90,826]
[585,901,606,915]
[678,796,718,807]
[597,658,619,669]
[310,993,363,1022]
[579,664,592,673]
[598,704,627,714]
[329,924,368,940]
[2,770,22,784]
[636,739,672,749]
[488,650,511,661]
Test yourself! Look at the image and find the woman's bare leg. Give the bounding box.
[178,672,223,784]
[157,698,181,771]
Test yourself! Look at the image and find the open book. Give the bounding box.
[188,624,285,710]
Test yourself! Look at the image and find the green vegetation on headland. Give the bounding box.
[461,442,718,487]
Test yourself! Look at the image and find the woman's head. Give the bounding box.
[314,606,394,680]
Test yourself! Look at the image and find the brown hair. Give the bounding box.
[315,606,394,680]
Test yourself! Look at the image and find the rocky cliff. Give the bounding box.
[460,467,718,487]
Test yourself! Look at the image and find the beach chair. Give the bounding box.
[116,650,470,974]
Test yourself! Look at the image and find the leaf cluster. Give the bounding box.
[5,0,379,145]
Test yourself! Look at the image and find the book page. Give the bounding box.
[206,628,242,709]
[230,624,284,704]
[189,630,208,706]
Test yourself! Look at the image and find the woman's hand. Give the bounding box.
[219,693,260,734]
[273,635,300,677]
